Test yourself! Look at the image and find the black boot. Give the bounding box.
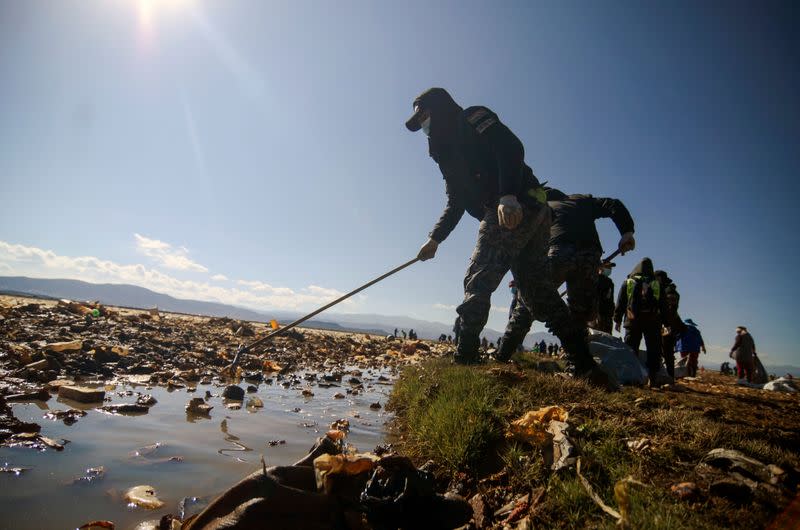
[454,334,480,365]
[494,334,521,362]
[563,334,620,392]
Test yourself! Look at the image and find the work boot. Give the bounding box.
[577,364,621,392]
[454,335,480,365]
[563,335,620,392]
[494,335,520,363]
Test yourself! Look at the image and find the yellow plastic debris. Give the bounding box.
[506,406,569,446]
[269,319,279,330]
[262,360,282,372]
[313,453,378,492]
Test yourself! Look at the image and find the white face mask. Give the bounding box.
[421,116,431,136]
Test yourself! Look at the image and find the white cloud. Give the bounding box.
[211,274,228,281]
[0,240,353,312]
[134,233,208,273]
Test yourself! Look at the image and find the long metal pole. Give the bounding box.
[230,257,419,365]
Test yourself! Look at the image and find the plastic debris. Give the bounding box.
[507,406,568,446]
[57,385,105,403]
[124,485,165,509]
[313,452,378,492]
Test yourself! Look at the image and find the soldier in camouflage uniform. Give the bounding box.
[405,88,613,388]
[655,270,685,379]
[497,190,636,357]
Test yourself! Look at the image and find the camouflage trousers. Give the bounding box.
[500,245,600,353]
[661,308,685,378]
[456,205,592,369]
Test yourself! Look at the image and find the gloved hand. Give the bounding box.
[417,238,439,261]
[614,322,621,333]
[498,195,522,230]
[618,232,635,255]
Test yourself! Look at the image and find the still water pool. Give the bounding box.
[0,372,393,529]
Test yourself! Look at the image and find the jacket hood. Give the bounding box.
[629,257,654,278]
[406,88,464,163]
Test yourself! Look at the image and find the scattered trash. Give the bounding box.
[0,465,31,476]
[129,442,162,459]
[764,377,798,393]
[671,481,700,501]
[626,437,652,453]
[69,466,105,485]
[102,402,147,415]
[330,418,350,432]
[124,485,165,509]
[246,397,264,408]
[313,452,379,492]
[588,330,648,386]
[506,406,568,446]
[57,385,105,403]
[136,394,157,407]
[46,340,83,353]
[185,398,213,416]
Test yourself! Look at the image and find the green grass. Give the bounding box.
[387,359,503,472]
[387,357,795,529]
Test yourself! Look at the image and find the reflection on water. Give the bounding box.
[218,418,252,462]
[0,370,393,529]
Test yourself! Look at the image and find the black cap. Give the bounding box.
[405,87,454,131]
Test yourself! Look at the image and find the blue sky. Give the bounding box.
[1,1,798,366]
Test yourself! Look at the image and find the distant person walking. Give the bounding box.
[676,318,706,377]
[614,257,666,386]
[730,326,756,382]
[592,263,615,333]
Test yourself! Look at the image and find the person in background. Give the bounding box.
[614,257,666,386]
[730,326,756,382]
[676,318,706,377]
[592,263,616,333]
[654,270,685,379]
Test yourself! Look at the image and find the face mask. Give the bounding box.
[602,268,612,277]
[421,116,431,136]
[510,287,517,295]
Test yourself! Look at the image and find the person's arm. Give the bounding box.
[700,333,706,353]
[428,178,465,244]
[592,198,635,253]
[592,198,635,235]
[730,334,741,356]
